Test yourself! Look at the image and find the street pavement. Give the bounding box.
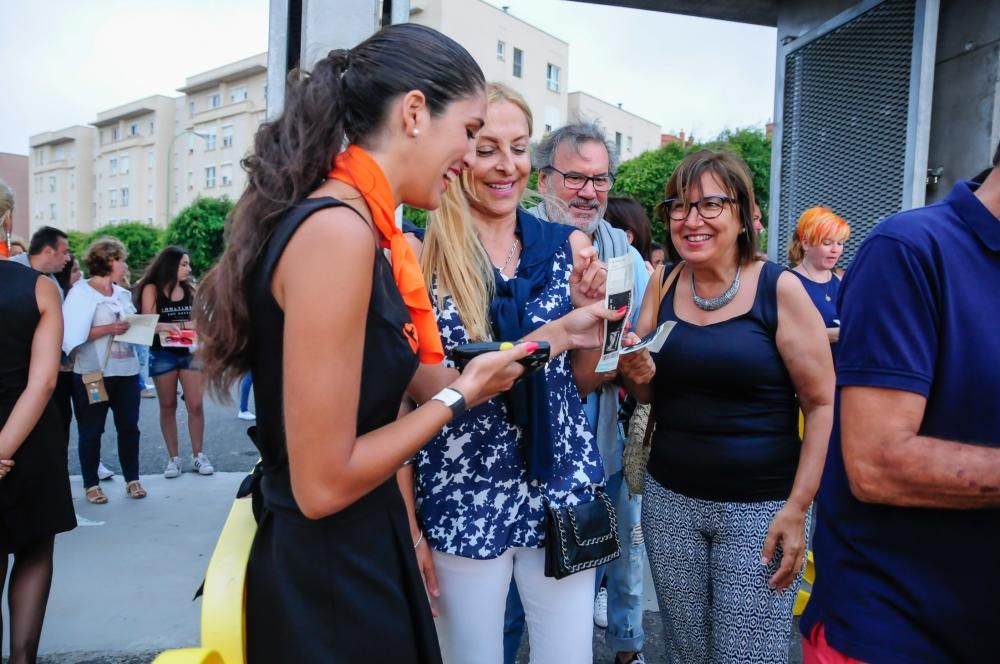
[6,387,802,662]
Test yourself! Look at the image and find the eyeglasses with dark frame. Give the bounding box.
[661,195,735,221]
[543,166,615,192]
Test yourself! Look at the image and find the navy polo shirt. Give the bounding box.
[801,180,1000,662]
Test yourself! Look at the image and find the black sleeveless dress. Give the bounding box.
[244,198,441,663]
[0,260,76,554]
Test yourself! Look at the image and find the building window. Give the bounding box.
[120,153,130,174]
[187,171,193,190]
[49,203,56,220]
[69,144,75,159]
[222,125,234,148]
[210,93,221,109]
[546,64,560,92]
[147,150,154,169]
[111,126,121,141]
[206,130,217,151]
[109,188,118,208]
[109,157,118,176]
[615,132,622,153]
[205,166,216,188]
[189,101,195,115]
[497,41,506,61]
[48,176,56,192]
[55,145,65,161]
[627,136,633,152]
[149,121,155,133]
[129,122,139,137]
[513,48,523,78]
[221,163,233,187]
[121,187,130,207]
[230,86,248,103]
[147,183,154,203]
[70,173,75,190]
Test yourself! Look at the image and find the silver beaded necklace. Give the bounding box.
[691,265,742,311]
[493,237,520,273]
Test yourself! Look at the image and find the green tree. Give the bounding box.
[86,222,164,279]
[66,230,91,262]
[704,127,772,228]
[164,196,234,275]
[402,205,429,229]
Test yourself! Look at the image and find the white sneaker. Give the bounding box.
[237,410,256,421]
[594,586,608,628]
[164,456,182,479]
[193,453,215,476]
[97,462,114,480]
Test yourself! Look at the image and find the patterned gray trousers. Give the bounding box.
[642,475,810,664]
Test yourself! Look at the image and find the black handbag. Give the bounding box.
[543,490,621,579]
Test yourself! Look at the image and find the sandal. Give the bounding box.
[85,486,108,504]
[125,480,147,499]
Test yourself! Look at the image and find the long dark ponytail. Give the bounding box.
[195,23,485,397]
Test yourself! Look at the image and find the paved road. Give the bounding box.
[66,383,260,480]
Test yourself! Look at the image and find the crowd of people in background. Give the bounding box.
[2,20,999,664]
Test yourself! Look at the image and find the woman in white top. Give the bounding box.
[63,237,145,503]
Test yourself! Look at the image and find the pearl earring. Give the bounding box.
[411,129,420,137]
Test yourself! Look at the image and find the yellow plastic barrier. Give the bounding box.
[794,550,815,617]
[153,497,257,664]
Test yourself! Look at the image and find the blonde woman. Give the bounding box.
[404,83,619,664]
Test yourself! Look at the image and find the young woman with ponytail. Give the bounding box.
[195,25,552,663]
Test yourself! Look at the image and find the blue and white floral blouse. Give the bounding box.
[415,242,605,560]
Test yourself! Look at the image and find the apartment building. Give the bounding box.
[410,0,570,140]
[0,153,30,239]
[173,53,267,215]
[28,126,94,233]
[92,95,176,228]
[568,92,661,161]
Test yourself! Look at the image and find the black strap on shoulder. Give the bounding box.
[259,197,367,282]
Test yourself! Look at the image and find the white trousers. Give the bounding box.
[432,546,595,664]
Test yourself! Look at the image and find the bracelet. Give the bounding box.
[413,532,424,549]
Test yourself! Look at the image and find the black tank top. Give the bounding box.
[151,288,193,353]
[0,261,41,404]
[648,261,800,502]
[247,197,421,515]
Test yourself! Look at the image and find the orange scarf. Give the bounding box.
[328,145,444,364]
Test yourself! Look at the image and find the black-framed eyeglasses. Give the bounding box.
[543,166,615,192]
[661,195,735,221]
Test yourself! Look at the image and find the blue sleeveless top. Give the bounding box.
[648,261,801,502]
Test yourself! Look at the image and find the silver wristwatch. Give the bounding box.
[430,387,466,419]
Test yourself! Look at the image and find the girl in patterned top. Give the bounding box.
[402,83,620,664]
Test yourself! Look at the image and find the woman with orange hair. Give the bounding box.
[788,207,850,361]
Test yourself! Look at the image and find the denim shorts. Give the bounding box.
[149,349,200,377]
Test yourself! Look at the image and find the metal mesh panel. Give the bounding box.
[777,0,916,265]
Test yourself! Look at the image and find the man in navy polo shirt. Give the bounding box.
[801,142,1000,662]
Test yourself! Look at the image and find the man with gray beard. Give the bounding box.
[528,122,650,664]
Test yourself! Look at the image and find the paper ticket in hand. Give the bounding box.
[595,255,635,373]
[620,320,676,355]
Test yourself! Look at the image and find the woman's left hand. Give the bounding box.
[570,245,607,307]
[0,459,13,480]
[618,332,655,385]
[760,503,808,591]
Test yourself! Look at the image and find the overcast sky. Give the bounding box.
[0,0,776,155]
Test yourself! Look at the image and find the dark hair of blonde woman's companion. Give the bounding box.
[657,150,758,265]
[193,23,486,399]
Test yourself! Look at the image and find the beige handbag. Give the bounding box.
[622,262,683,496]
[81,336,114,405]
